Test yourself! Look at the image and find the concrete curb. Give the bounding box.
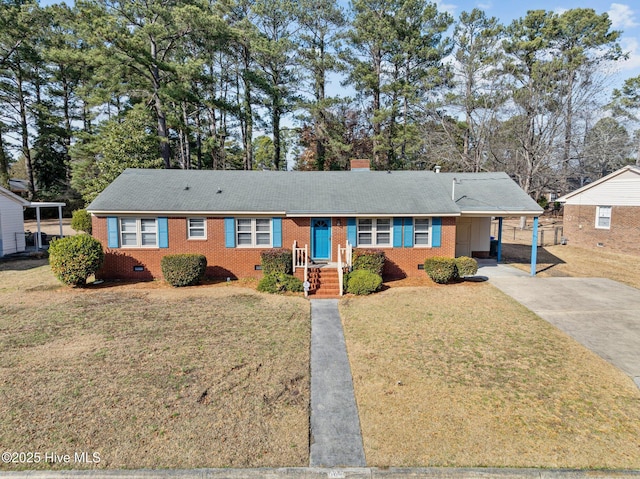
[2,468,640,479]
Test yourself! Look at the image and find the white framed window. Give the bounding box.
[236,218,272,247]
[120,218,157,247]
[187,218,206,239]
[595,206,612,229]
[414,218,431,246]
[357,218,392,247]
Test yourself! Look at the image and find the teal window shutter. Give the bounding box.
[347,218,357,246]
[107,217,119,248]
[272,217,282,247]
[432,217,442,248]
[224,217,235,248]
[158,217,168,248]
[404,218,414,247]
[393,218,402,248]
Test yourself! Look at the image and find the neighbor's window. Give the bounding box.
[237,218,271,247]
[120,218,157,247]
[187,218,206,239]
[414,218,431,246]
[596,206,612,229]
[357,218,392,246]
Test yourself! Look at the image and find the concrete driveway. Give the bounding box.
[478,262,640,388]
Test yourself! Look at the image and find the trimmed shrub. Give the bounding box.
[455,256,478,277]
[257,274,280,293]
[346,269,382,295]
[280,274,303,293]
[71,209,92,234]
[257,273,303,294]
[161,254,207,287]
[424,257,457,284]
[352,249,385,276]
[49,234,104,286]
[260,249,293,275]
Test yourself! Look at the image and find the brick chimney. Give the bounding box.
[350,159,371,171]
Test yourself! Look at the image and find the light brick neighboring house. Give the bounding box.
[87,164,542,292]
[558,165,640,256]
[0,186,29,257]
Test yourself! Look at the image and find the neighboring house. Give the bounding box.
[557,165,640,256]
[9,179,30,197]
[87,162,542,293]
[0,186,30,257]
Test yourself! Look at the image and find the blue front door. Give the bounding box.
[311,218,331,260]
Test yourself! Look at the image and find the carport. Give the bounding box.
[28,201,66,249]
[440,172,544,276]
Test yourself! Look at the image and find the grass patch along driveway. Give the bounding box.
[0,261,310,470]
[340,284,640,469]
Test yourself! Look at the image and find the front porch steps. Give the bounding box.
[308,267,341,298]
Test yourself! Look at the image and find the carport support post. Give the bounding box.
[531,216,539,276]
[35,205,42,250]
[58,205,64,238]
[497,217,503,262]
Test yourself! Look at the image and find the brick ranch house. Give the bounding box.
[558,165,640,256]
[87,163,542,294]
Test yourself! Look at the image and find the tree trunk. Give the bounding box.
[562,71,575,183]
[242,45,253,171]
[150,40,171,168]
[195,110,203,170]
[372,47,382,169]
[181,102,191,169]
[315,38,327,170]
[273,103,281,170]
[156,99,171,168]
[0,126,9,188]
[17,72,35,199]
[61,71,73,186]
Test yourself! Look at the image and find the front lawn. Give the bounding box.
[0,261,310,470]
[340,285,640,468]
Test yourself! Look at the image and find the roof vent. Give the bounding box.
[216,188,222,194]
[184,186,190,190]
[434,165,441,173]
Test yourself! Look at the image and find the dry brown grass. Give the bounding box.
[0,261,310,470]
[340,285,640,468]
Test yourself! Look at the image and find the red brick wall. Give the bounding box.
[93,215,457,281]
[562,204,640,256]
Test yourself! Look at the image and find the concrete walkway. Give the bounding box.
[478,260,640,389]
[309,299,366,468]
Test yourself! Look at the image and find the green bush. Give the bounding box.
[352,249,385,276]
[280,274,303,293]
[346,269,382,295]
[424,257,457,284]
[257,273,303,294]
[260,249,293,275]
[49,234,104,286]
[455,256,478,277]
[161,254,207,287]
[71,209,92,234]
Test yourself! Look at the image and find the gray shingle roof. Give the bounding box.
[438,172,544,214]
[87,169,542,216]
